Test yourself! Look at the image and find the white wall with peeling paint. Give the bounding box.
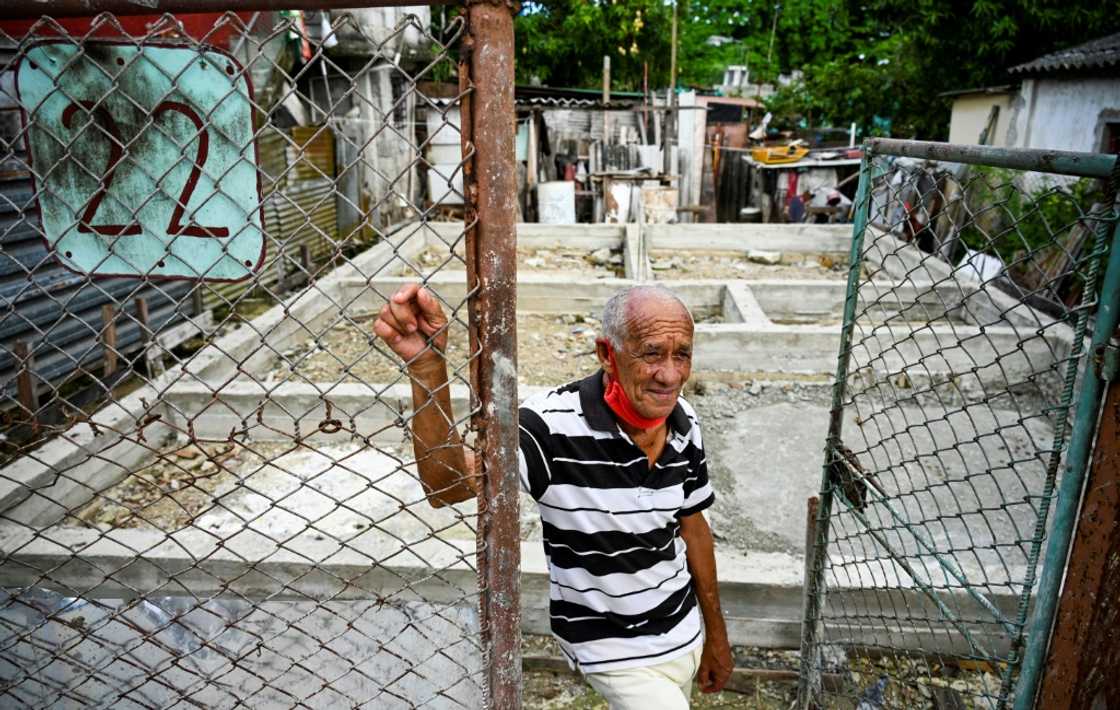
[1005,77,1120,154]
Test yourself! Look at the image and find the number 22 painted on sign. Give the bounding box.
[61,100,229,239]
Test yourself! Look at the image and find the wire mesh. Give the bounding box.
[0,9,498,708]
[800,145,1118,709]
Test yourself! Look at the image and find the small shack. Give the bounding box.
[944,32,1120,153]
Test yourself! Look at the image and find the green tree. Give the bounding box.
[515,0,673,90]
[511,0,1120,139]
[775,0,1120,138]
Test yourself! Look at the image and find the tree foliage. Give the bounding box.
[516,0,673,90]
[512,0,1120,139]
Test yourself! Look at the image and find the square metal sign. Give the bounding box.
[17,41,265,281]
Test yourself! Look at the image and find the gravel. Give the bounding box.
[265,312,608,388]
[72,441,287,532]
[651,250,851,281]
[394,246,623,278]
[522,634,1006,709]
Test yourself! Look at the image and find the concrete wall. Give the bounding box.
[1005,77,1120,154]
[948,92,1014,146]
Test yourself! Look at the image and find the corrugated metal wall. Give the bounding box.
[541,108,641,144]
[202,125,339,309]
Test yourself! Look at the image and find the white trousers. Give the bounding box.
[584,643,702,710]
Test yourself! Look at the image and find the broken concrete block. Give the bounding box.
[588,248,612,266]
[747,249,782,265]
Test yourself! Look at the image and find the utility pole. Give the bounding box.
[663,0,678,176]
[669,0,677,92]
[603,55,611,147]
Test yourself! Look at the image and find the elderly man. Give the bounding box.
[373,282,733,708]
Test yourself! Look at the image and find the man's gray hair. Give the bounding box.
[601,285,693,349]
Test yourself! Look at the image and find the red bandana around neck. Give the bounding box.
[603,349,668,431]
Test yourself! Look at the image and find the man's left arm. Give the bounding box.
[680,511,733,694]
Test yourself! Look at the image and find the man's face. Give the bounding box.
[599,296,694,420]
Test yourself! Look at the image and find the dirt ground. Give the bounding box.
[394,246,624,278]
[266,312,606,388]
[650,250,850,281]
[265,305,731,389]
[72,440,289,532]
[521,634,1004,709]
[521,635,800,710]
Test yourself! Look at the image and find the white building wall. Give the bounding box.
[948,93,1013,146]
[1005,77,1120,153]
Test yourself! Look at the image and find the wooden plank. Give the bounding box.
[645,223,852,253]
[100,304,117,377]
[154,311,215,353]
[13,341,39,430]
[134,297,164,378]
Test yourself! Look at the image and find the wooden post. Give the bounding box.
[1038,344,1120,708]
[669,0,677,95]
[191,285,204,316]
[101,304,117,377]
[275,248,288,292]
[526,110,539,222]
[639,61,649,145]
[135,297,164,377]
[300,244,312,285]
[14,341,39,431]
[664,0,677,176]
[602,55,611,147]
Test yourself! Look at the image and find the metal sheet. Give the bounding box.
[17,42,264,281]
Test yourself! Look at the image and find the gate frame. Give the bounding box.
[797,138,1120,710]
[0,1,522,706]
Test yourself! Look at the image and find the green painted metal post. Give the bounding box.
[797,147,874,709]
[1014,214,1120,710]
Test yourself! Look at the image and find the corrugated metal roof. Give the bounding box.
[1010,33,1120,77]
[517,97,644,110]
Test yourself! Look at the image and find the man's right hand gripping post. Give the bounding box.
[372,284,478,507]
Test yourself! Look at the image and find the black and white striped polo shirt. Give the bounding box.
[518,371,716,674]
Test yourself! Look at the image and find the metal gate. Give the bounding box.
[0,1,520,707]
[799,140,1120,709]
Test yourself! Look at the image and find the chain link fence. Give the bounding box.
[799,140,1119,709]
[0,5,518,707]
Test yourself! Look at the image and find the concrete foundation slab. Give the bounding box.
[0,220,1072,682]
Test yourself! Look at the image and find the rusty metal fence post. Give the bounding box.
[1037,331,1120,708]
[462,1,521,706]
